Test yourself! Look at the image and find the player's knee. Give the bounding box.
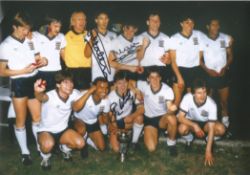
[178,125,189,135]
[111,145,119,153]
[40,140,54,153]
[135,115,143,124]
[98,144,105,152]
[215,124,226,136]
[167,116,177,127]
[146,144,156,152]
[76,138,85,149]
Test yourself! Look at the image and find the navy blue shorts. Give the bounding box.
[37,70,60,92]
[11,74,38,99]
[38,128,68,145]
[66,67,91,90]
[144,115,162,129]
[116,118,126,129]
[206,72,229,89]
[85,121,101,133]
[173,66,205,88]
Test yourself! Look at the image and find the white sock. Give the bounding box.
[182,133,194,142]
[87,137,98,150]
[14,126,30,155]
[132,123,144,143]
[166,138,176,146]
[32,122,40,151]
[60,144,71,153]
[40,152,51,160]
[100,124,108,135]
[222,116,229,128]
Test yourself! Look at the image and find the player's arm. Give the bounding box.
[0,60,37,77]
[108,51,138,72]
[84,29,97,58]
[166,101,177,114]
[204,121,216,166]
[34,79,49,103]
[177,110,204,138]
[72,85,96,112]
[219,36,234,76]
[170,50,184,87]
[60,48,65,62]
[127,104,144,120]
[136,37,150,61]
[200,51,219,77]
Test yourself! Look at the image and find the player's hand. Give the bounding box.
[193,123,205,138]
[136,66,144,74]
[177,77,185,89]
[169,103,177,112]
[204,151,214,166]
[160,52,171,65]
[24,63,37,74]
[34,79,46,93]
[35,56,48,67]
[142,37,150,48]
[89,85,97,94]
[219,67,227,77]
[207,69,220,77]
[128,66,139,73]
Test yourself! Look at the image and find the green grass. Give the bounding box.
[0,132,250,175]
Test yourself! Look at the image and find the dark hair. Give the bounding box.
[179,15,194,23]
[94,11,109,19]
[55,70,73,85]
[147,11,161,20]
[93,77,108,86]
[191,78,207,93]
[147,67,161,78]
[207,18,220,26]
[12,12,32,28]
[45,13,62,25]
[114,71,129,82]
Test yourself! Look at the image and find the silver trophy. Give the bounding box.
[117,130,132,162]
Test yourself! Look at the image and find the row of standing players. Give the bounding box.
[0,10,233,169]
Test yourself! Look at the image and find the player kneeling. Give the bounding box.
[72,77,110,158]
[137,68,178,156]
[177,79,226,166]
[34,71,85,170]
[108,71,144,153]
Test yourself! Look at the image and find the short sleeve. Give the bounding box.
[169,37,177,50]
[179,94,190,114]
[165,86,174,101]
[0,44,9,62]
[208,101,217,121]
[61,34,66,49]
[103,99,110,113]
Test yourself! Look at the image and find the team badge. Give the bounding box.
[55,42,61,50]
[99,106,105,113]
[158,96,165,104]
[159,40,164,47]
[220,40,226,48]
[28,42,34,50]
[193,37,199,45]
[201,110,209,117]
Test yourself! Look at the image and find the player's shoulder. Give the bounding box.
[206,95,217,107]
[161,82,172,91]
[183,93,193,101]
[159,32,170,39]
[219,32,232,40]
[107,30,117,38]
[170,32,181,39]
[1,36,16,46]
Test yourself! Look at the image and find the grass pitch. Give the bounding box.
[0,128,249,175]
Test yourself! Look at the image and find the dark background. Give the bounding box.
[0,1,249,140]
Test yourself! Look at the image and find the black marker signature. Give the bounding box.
[85,31,111,80]
[110,90,134,117]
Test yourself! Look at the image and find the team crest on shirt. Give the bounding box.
[99,106,105,113]
[28,42,35,50]
[158,40,164,47]
[220,40,226,48]
[193,37,199,45]
[158,96,165,104]
[55,42,61,50]
[201,110,209,117]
